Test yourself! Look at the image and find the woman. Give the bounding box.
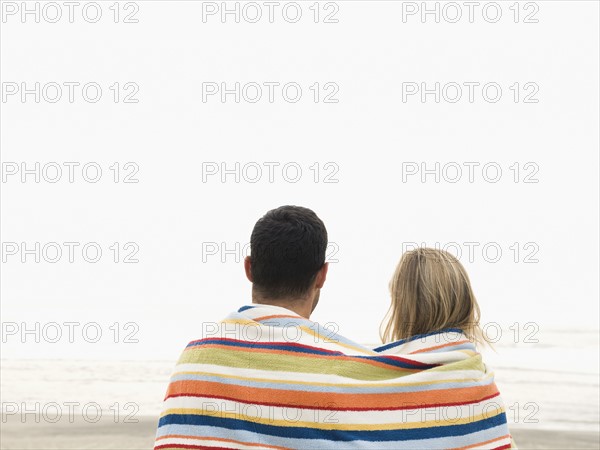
[377,247,517,449]
[381,247,485,345]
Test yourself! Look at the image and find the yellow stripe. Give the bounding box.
[161,406,506,431]
[220,318,260,326]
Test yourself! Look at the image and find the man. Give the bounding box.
[154,205,514,449]
[241,204,329,321]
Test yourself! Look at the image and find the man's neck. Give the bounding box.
[252,297,313,319]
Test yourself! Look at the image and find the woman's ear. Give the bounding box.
[244,256,253,282]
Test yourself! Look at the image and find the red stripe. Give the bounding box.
[165,378,499,410]
[156,446,230,450]
[164,391,500,412]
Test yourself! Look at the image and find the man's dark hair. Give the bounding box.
[250,205,328,299]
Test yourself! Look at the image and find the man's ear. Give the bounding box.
[244,256,253,282]
[315,263,328,289]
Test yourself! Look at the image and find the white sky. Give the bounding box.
[1,1,598,361]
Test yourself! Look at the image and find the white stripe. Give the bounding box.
[199,321,374,355]
[173,363,489,385]
[156,436,274,449]
[161,396,506,426]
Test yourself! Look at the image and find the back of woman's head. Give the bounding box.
[381,248,485,345]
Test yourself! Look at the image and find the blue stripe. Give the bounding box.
[156,423,510,450]
[374,328,465,352]
[353,355,436,370]
[238,305,256,312]
[158,412,507,442]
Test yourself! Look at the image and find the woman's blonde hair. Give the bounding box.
[380,248,486,346]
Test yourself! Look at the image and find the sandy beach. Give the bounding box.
[1,416,598,449]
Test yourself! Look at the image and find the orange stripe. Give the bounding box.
[449,434,511,450]
[252,314,301,321]
[409,339,471,354]
[156,434,288,450]
[165,379,499,409]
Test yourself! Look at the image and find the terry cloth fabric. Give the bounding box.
[155,304,515,450]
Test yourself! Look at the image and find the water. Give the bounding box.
[1,329,598,433]
[484,328,600,432]
[0,360,170,419]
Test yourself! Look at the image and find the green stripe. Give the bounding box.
[178,347,416,381]
[427,354,485,372]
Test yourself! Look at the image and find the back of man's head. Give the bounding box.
[250,205,328,300]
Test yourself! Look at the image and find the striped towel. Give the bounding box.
[155,304,514,449]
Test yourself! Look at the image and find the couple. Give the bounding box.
[154,206,515,449]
